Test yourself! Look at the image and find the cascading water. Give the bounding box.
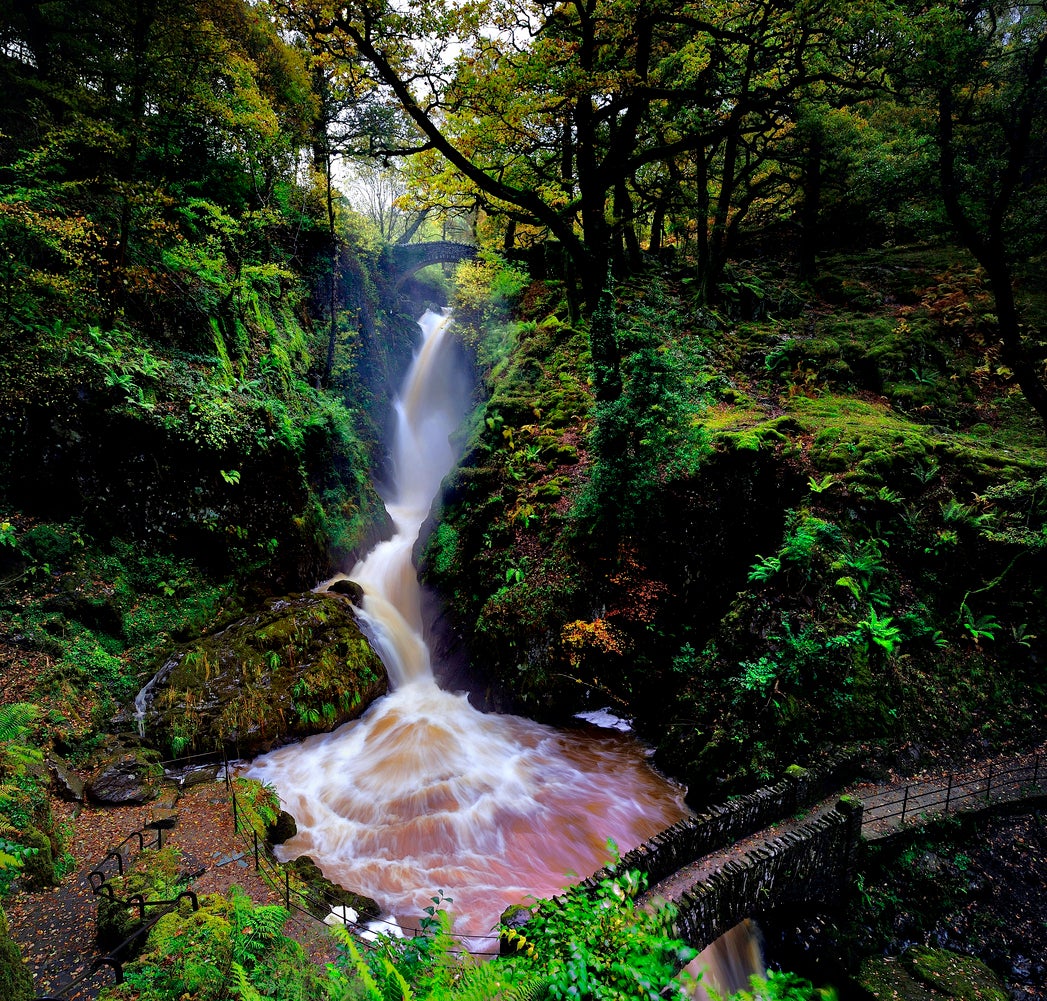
[247,310,690,938]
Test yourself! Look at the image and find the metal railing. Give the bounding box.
[31,751,224,1000]
[224,778,507,957]
[861,753,1044,833]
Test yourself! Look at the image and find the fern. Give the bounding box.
[0,702,39,742]
[230,961,267,1001]
[328,925,383,1000]
[230,887,289,964]
[0,703,42,782]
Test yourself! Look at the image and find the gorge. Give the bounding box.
[246,310,691,939]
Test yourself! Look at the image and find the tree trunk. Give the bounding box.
[985,250,1047,433]
[798,130,823,281]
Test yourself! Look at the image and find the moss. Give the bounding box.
[859,955,937,1000]
[17,826,56,889]
[148,592,387,757]
[904,946,1009,1001]
[0,907,33,1001]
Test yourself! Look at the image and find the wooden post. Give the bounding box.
[285,869,290,907]
[944,774,952,815]
[986,760,994,804]
[901,785,909,823]
[253,830,259,871]
[231,790,238,832]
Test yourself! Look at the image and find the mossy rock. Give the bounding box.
[286,855,380,921]
[17,826,57,889]
[0,907,34,1001]
[904,946,1009,1001]
[95,846,188,956]
[142,592,387,758]
[87,748,164,805]
[96,893,142,955]
[267,810,297,846]
[859,948,1009,1001]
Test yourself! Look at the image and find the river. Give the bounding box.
[246,309,691,941]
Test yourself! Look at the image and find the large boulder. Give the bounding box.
[87,749,163,805]
[139,592,387,758]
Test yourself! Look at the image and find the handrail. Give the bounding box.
[861,753,1044,830]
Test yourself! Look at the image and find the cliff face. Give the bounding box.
[421,252,1047,795]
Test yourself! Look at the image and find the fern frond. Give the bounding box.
[230,960,266,1001]
[379,958,415,1001]
[327,925,383,1000]
[0,703,39,742]
[503,975,552,1001]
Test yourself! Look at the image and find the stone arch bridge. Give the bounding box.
[386,241,477,288]
[575,748,1046,952]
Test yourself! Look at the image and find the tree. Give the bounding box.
[0,0,319,333]
[911,1,1047,432]
[280,0,896,310]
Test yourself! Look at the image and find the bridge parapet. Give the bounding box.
[386,241,478,287]
[669,798,864,952]
[580,751,863,895]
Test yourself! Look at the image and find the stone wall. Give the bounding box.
[672,798,863,951]
[581,751,862,891]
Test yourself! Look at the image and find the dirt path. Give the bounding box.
[6,778,336,1001]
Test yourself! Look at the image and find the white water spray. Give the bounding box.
[248,310,689,937]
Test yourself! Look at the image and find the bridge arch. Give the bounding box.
[386,241,478,288]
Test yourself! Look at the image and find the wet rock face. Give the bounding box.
[139,591,387,758]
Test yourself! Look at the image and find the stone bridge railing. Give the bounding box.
[575,753,864,952]
[581,752,862,896]
[581,746,1046,952]
[671,798,863,951]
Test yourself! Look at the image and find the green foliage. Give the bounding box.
[104,887,322,1001]
[721,970,838,1001]
[0,703,46,896]
[230,779,281,839]
[507,853,696,1000]
[859,607,903,656]
[574,279,710,542]
[452,252,530,351]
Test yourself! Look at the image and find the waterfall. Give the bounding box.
[688,920,767,998]
[247,310,690,938]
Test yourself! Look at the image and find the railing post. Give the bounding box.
[901,785,909,824]
[944,773,952,815]
[986,760,994,804]
[231,790,238,832]
[253,830,259,871]
[285,869,290,907]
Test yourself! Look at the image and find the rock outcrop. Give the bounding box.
[138,591,387,758]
